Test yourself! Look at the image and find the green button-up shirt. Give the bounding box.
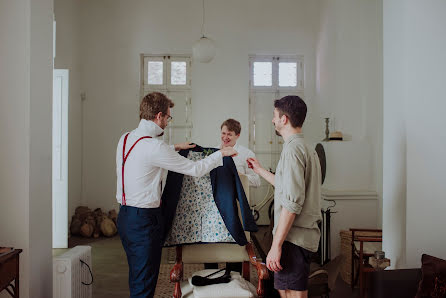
[273,133,322,252]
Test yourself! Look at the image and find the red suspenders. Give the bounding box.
[121,133,152,205]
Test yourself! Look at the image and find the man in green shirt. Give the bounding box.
[248,95,322,298]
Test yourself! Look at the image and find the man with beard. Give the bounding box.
[247,95,322,298]
[115,92,237,298]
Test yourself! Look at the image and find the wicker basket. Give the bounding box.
[339,230,383,284]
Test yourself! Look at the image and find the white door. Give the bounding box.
[52,69,69,248]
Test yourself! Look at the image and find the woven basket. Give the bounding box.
[339,230,383,284]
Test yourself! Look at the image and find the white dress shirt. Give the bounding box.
[217,143,261,187]
[116,119,223,208]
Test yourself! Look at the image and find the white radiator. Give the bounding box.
[53,245,93,298]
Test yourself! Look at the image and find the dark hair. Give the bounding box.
[221,119,241,135]
[274,95,307,128]
[140,92,174,120]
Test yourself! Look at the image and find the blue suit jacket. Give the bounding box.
[162,145,258,246]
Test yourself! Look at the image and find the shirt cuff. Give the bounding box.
[169,144,175,151]
[209,150,223,167]
[280,196,303,215]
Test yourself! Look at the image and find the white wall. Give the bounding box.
[54,0,83,219]
[315,0,383,223]
[382,0,407,269]
[0,1,31,296]
[383,0,446,268]
[73,0,321,213]
[0,0,53,297]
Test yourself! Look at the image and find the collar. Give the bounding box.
[134,119,164,137]
[284,133,304,145]
[216,142,241,150]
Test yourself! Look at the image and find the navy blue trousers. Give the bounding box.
[117,205,164,298]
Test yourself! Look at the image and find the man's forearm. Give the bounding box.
[272,208,296,248]
[258,168,275,186]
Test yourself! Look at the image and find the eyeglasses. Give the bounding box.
[165,114,173,122]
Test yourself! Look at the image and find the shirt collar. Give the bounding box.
[216,142,240,150]
[134,119,164,137]
[284,133,304,145]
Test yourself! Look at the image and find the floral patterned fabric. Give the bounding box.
[164,152,235,245]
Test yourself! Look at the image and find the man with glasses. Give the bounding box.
[116,92,237,298]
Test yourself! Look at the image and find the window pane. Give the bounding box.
[279,62,297,87]
[253,62,272,86]
[148,61,163,85]
[171,61,187,85]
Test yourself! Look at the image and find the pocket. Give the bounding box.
[301,247,312,264]
[140,213,159,226]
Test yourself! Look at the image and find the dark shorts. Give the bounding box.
[274,241,313,291]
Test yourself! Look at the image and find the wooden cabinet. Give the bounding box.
[0,248,22,298]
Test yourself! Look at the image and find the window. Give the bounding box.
[147,61,163,85]
[250,55,303,91]
[253,62,273,86]
[141,54,192,144]
[143,55,191,90]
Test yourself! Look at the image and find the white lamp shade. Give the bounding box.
[193,37,216,63]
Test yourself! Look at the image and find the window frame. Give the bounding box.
[249,55,304,92]
[142,54,191,92]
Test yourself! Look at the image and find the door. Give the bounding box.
[52,69,69,248]
[249,55,304,225]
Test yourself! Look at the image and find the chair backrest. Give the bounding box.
[181,173,251,263]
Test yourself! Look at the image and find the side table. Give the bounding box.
[0,248,23,298]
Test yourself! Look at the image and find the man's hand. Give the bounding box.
[247,157,263,174]
[247,157,275,185]
[174,142,196,151]
[220,147,238,157]
[266,244,283,272]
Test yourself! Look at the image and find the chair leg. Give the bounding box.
[173,282,182,298]
[351,234,355,289]
[245,242,268,298]
[242,261,250,281]
[359,242,364,298]
[171,246,183,298]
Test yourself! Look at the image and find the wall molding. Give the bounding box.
[322,188,378,200]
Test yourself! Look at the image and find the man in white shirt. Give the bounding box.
[219,118,261,187]
[206,119,261,274]
[116,92,237,298]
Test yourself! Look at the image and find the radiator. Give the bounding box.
[53,245,93,298]
[317,209,333,265]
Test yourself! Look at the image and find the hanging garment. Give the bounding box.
[164,151,235,245]
[162,146,258,246]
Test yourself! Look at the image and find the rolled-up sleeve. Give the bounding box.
[279,151,306,215]
[151,143,223,177]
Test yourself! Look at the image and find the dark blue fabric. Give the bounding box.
[117,205,164,298]
[161,145,258,246]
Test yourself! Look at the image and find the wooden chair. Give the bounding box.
[350,228,382,298]
[169,174,269,298]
